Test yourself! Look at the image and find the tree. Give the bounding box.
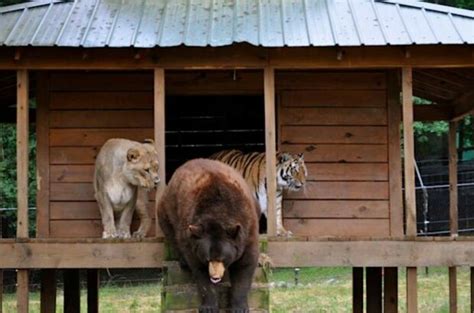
[424,0,474,9]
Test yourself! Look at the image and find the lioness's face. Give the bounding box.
[125,144,160,189]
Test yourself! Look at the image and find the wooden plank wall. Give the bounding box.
[45,72,155,238]
[279,71,391,237]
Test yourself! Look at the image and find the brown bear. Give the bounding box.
[157,159,259,313]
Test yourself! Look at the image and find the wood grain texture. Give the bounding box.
[283,200,389,219]
[281,90,386,107]
[17,70,29,239]
[366,267,382,313]
[284,219,390,237]
[49,128,153,146]
[276,72,386,90]
[387,71,404,237]
[280,107,387,125]
[449,121,458,235]
[154,68,166,238]
[402,67,417,237]
[16,270,29,313]
[265,67,277,236]
[449,267,457,313]
[281,126,387,144]
[50,147,99,164]
[50,202,156,220]
[406,267,418,313]
[36,72,51,238]
[305,163,388,181]
[40,270,56,313]
[353,268,363,313]
[384,267,398,313]
[50,91,153,109]
[50,165,94,183]
[280,144,387,163]
[50,110,153,128]
[285,182,389,200]
[49,220,157,238]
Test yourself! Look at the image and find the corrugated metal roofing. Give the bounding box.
[0,0,473,48]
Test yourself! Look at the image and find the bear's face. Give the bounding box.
[187,222,242,284]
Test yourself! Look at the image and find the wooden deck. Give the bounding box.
[1,237,474,269]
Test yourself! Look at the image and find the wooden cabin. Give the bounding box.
[0,0,473,312]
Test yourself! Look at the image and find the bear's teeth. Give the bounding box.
[210,277,221,284]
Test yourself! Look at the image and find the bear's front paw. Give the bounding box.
[132,230,146,238]
[230,308,250,313]
[198,305,219,313]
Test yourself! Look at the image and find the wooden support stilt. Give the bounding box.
[64,269,80,313]
[154,68,166,237]
[384,267,398,313]
[40,270,56,313]
[402,67,418,313]
[366,267,382,313]
[16,69,29,313]
[471,267,474,313]
[449,121,458,313]
[87,270,99,313]
[352,267,363,313]
[264,67,277,237]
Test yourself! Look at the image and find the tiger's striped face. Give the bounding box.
[276,153,307,191]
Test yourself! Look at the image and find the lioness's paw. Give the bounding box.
[132,230,146,239]
[102,230,118,239]
[117,230,131,239]
[277,228,293,237]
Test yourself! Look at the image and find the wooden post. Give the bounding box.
[366,267,382,313]
[449,121,458,313]
[154,68,166,237]
[264,67,277,237]
[471,267,474,313]
[64,270,80,313]
[388,71,403,237]
[40,270,56,313]
[16,69,29,313]
[384,267,398,313]
[352,268,363,313]
[0,214,3,313]
[402,67,418,313]
[87,270,99,313]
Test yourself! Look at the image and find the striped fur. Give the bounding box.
[209,149,307,236]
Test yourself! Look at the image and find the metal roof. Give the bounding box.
[0,0,473,48]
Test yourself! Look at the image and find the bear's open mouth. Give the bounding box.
[210,277,222,284]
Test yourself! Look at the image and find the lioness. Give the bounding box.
[94,138,160,239]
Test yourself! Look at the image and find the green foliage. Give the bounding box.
[0,123,36,237]
[424,0,474,9]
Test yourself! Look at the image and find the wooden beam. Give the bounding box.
[387,71,403,237]
[154,68,165,237]
[402,67,416,237]
[366,267,382,313]
[64,270,80,313]
[36,73,50,238]
[1,239,474,268]
[0,240,164,268]
[406,268,418,313]
[352,268,363,313]
[87,270,99,313]
[449,121,458,236]
[413,105,452,121]
[452,90,474,121]
[264,67,277,236]
[0,46,472,70]
[384,267,398,313]
[449,121,458,313]
[40,270,56,313]
[449,267,457,313]
[16,69,29,313]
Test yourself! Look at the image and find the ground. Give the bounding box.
[2,267,472,312]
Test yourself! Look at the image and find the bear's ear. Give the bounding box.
[188,224,203,238]
[127,148,141,163]
[226,224,241,239]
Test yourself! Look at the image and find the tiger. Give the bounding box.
[209,149,307,237]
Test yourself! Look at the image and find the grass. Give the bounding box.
[2,267,472,312]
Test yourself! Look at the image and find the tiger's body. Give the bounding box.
[209,149,307,237]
